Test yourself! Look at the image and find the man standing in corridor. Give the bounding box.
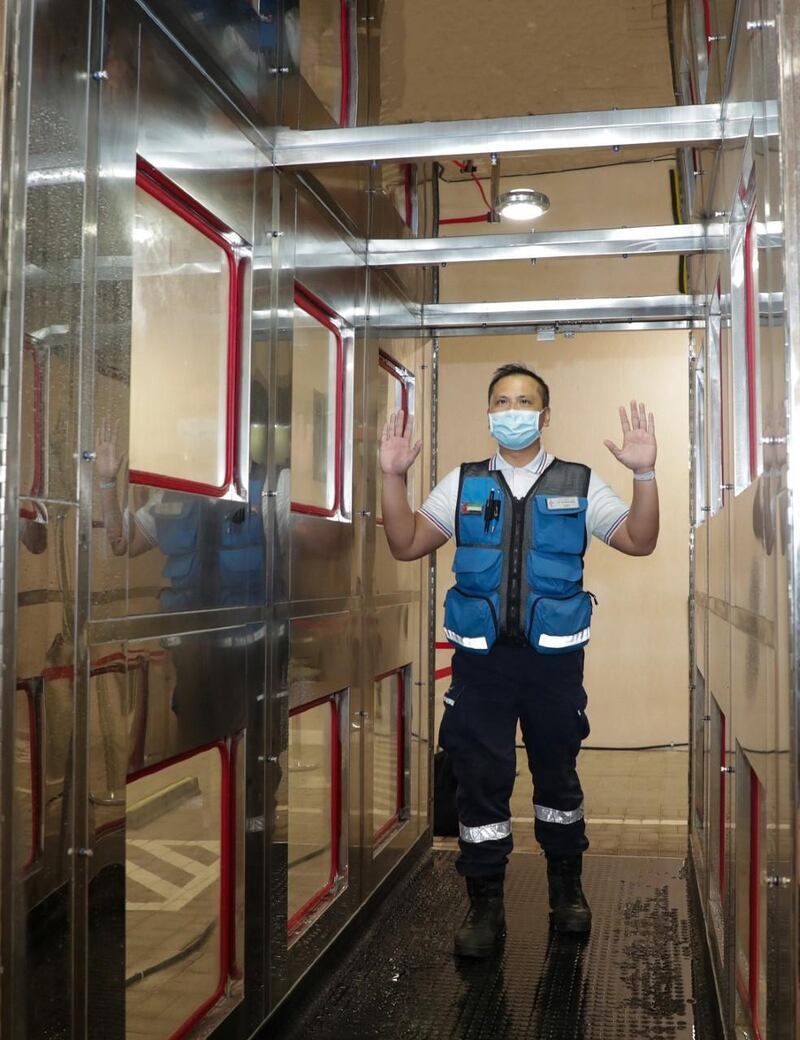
[379,362,659,956]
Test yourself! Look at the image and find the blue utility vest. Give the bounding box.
[152,474,266,611]
[443,458,594,655]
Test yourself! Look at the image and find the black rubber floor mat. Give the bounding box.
[274,852,721,1040]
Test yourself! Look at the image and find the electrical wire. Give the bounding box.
[439,153,676,185]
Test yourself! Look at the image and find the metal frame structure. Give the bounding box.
[272,100,779,166]
[2,0,800,1037]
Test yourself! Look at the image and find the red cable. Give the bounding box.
[450,159,493,214]
[439,213,491,225]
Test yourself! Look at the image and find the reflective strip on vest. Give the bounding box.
[443,627,489,651]
[534,803,584,825]
[459,820,512,843]
[537,626,591,650]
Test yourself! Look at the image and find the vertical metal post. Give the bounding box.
[0,0,34,1035]
[70,2,104,1035]
[777,1,800,1030]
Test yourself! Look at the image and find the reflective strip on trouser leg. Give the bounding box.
[459,819,512,843]
[534,803,584,825]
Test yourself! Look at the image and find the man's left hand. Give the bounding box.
[604,401,657,473]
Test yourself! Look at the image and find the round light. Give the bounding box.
[495,188,550,222]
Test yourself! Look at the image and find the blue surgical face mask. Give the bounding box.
[488,409,541,450]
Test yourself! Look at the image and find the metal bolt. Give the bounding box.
[68,847,94,857]
[713,210,727,219]
[708,34,726,42]
[91,70,108,81]
[721,765,735,774]
[747,19,775,30]
[82,450,96,461]
[265,490,278,498]
[271,230,284,238]
[270,66,290,75]
[721,483,734,492]
[766,875,791,887]
[358,510,372,518]
[702,714,711,721]
[701,505,711,512]
[762,435,785,445]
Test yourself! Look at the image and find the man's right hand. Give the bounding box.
[379,410,422,476]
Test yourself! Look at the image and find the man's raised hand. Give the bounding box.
[379,410,422,476]
[603,401,657,473]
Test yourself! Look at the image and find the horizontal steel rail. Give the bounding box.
[272,102,778,167]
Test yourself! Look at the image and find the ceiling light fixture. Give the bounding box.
[495,188,550,222]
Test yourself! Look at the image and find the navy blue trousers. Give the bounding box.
[438,643,590,878]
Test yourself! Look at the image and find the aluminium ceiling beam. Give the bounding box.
[272,101,778,167]
[366,223,723,266]
[376,295,703,333]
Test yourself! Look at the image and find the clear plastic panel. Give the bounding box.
[298,0,345,124]
[287,699,337,931]
[130,186,230,490]
[291,304,341,515]
[372,672,404,843]
[126,745,227,1040]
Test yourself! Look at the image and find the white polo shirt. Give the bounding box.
[419,449,630,546]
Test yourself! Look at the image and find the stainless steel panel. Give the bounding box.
[273,101,778,167]
[16,505,79,1037]
[138,18,258,243]
[135,0,274,126]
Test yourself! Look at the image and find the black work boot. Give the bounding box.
[546,854,592,934]
[454,875,506,957]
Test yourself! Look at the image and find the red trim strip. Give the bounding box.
[291,286,346,518]
[287,695,343,932]
[435,641,454,650]
[744,206,759,480]
[749,768,763,1039]
[338,0,350,128]
[128,741,232,1040]
[703,0,713,55]
[131,158,243,499]
[434,666,453,681]
[439,213,491,225]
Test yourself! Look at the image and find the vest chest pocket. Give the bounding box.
[526,591,593,655]
[528,551,582,596]
[457,477,504,546]
[452,546,502,595]
[532,496,588,556]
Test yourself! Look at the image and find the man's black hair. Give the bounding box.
[487,363,550,408]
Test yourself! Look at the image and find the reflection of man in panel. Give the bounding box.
[380,363,659,956]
